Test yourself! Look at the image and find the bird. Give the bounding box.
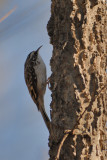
[24,46,50,131]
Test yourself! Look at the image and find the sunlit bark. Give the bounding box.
[47,0,106,159]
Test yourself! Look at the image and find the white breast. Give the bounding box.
[34,54,47,94]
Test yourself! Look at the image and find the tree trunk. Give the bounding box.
[47,0,106,160]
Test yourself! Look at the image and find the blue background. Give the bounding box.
[0,0,52,159]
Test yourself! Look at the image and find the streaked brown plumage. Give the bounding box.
[24,46,50,131]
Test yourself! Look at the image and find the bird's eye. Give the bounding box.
[32,57,36,61]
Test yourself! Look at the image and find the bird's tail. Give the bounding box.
[40,105,50,131]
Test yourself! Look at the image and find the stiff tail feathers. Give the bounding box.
[40,105,50,131]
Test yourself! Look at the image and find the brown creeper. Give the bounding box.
[24,46,50,131]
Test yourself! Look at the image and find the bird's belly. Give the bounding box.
[34,63,47,93]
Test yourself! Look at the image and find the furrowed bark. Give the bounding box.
[47,0,106,159]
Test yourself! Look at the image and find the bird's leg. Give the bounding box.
[46,77,51,89]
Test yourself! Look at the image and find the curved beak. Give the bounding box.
[36,45,43,53]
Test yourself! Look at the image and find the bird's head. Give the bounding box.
[27,46,42,60]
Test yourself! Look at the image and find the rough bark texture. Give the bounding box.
[47,0,106,160]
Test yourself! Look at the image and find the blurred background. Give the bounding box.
[0,0,52,160]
